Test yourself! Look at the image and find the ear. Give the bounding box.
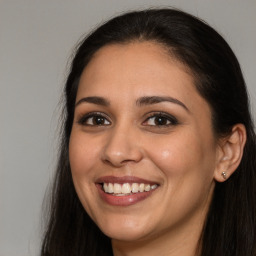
[214,124,247,182]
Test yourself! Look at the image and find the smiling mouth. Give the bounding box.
[102,182,158,196]
[96,176,159,206]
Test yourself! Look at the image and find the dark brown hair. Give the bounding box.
[41,8,256,256]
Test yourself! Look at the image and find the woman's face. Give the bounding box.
[69,42,219,242]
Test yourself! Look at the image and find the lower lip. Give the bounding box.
[96,184,157,206]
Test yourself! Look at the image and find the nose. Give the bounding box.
[101,124,143,167]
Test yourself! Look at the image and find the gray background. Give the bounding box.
[0,0,255,255]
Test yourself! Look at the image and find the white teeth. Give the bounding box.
[102,182,158,194]
[103,183,108,193]
[113,183,122,193]
[145,184,150,192]
[108,183,114,193]
[131,183,139,193]
[151,184,158,190]
[139,183,144,192]
[122,183,131,194]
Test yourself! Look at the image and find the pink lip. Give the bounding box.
[95,176,159,206]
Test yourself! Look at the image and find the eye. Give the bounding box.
[78,112,111,126]
[143,113,178,127]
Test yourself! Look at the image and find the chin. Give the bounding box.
[103,227,150,242]
[95,215,154,242]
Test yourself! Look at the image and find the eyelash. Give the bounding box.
[77,112,178,127]
[77,112,111,126]
[143,112,178,127]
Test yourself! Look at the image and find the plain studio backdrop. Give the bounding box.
[0,0,255,255]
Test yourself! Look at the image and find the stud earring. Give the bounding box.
[221,171,227,180]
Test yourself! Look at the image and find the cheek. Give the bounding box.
[144,132,216,224]
[69,131,102,216]
[145,129,216,180]
[69,132,99,176]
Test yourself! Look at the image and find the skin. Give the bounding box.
[69,42,246,256]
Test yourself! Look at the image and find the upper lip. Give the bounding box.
[96,176,159,185]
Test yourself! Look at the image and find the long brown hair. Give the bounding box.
[41,8,256,256]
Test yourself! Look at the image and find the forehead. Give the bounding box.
[78,42,195,96]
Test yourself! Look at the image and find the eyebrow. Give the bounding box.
[75,96,110,107]
[75,95,189,112]
[136,96,189,112]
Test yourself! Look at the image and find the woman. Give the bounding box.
[41,8,256,256]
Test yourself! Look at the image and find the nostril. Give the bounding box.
[101,135,144,166]
[102,157,141,167]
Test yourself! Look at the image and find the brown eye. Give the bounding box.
[146,116,171,126]
[154,116,170,125]
[92,116,108,125]
[143,113,178,127]
[78,113,111,126]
